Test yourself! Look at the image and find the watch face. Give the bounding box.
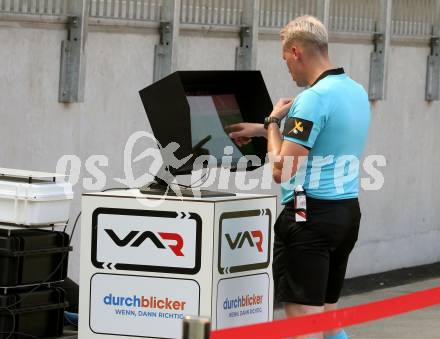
[264,117,279,129]
[264,117,270,129]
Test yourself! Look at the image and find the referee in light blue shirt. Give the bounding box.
[280,66,370,203]
[228,16,370,339]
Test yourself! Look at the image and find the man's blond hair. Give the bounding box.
[280,15,328,53]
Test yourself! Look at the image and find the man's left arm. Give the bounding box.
[268,122,309,183]
[268,92,326,183]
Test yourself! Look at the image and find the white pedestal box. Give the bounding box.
[79,190,276,339]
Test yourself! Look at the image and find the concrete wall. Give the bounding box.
[351,44,440,276]
[0,20,439,283]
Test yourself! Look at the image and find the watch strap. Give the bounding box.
[264,116,281,129]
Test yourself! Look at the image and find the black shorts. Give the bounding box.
[273,197,361,306]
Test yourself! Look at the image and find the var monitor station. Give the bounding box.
[138,70,273,197]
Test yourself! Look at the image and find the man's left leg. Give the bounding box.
[323,303,348,339]
[284,303,324,339]
[273,206,332,339]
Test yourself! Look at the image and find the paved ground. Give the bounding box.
[274,278,440,339]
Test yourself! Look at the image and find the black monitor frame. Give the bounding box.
[139,70,273,176]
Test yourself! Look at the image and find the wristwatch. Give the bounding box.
[264,116,281,129]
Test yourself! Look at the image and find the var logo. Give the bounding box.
[225,230,263,253]
[104,229,184,256]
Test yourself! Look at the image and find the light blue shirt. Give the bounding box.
[281,69,371,204]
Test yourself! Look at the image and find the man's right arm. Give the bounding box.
[226,123,267,146]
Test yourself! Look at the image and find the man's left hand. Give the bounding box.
[270,98,294,120]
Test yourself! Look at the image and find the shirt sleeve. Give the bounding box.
[282,89,327,149]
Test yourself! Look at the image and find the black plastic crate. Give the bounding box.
[0,286,68,338]
[0,229,71,287]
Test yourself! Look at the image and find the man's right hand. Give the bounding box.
[225,123,267,146]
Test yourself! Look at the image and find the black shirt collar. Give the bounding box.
[311,67,345,87]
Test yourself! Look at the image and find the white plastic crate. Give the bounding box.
[0,169,73,225]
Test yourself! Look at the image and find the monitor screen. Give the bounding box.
[139,71,273,176]
[187,94,256,162]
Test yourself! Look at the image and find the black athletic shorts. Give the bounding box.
[273,197,361,306]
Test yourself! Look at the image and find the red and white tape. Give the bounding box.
[211,286,440,339]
